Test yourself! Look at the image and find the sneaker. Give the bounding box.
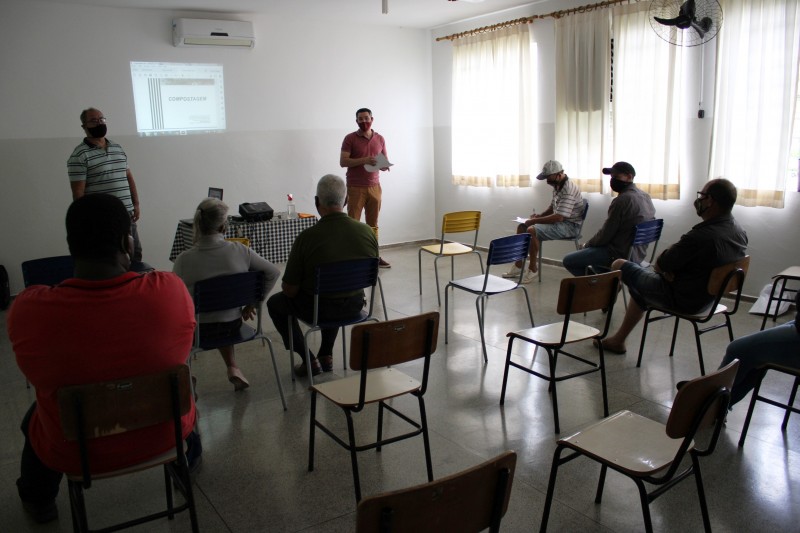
[22,500,58,524]
[520,269,535,284]
[378,257,391,269]
[318,355,333,372]
[503,264,522,278]
[294,359,322,377]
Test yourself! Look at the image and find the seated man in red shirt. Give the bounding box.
[8,194,200,523]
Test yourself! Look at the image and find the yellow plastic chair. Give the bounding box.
[225,237,250,247]
[418,211,483,306]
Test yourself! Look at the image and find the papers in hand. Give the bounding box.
[513,216,528,224]
[365,152,393,172]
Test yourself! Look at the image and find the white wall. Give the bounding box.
[432,1,800,297]
[0,0,436,293]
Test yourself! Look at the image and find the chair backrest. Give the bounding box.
[666,359,739,439]
[193,270,267,314]
[632,218,664,247]
[57,365,192,485]
[441,210,481,236]
[21,255,74,287]
[486,233,531,267]
[708,255,750,297]
[315,257,380,295]
[556,271,622,316]
[356,451,516,533]
[573,199,589,238]
[225,237,251,247]
[350,311,439,371]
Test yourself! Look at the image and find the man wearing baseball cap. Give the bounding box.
[562,161,655,276]
[504,160,584,283]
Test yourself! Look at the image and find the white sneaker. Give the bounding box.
[520,269,536,284]
[503,265,522,278]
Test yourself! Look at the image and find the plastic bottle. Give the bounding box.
[287,193,297,219]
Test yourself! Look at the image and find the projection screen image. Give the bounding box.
[130,61,226,136]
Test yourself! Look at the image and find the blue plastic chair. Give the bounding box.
[444,233,535,362]
[21,255,74,287]
[191,271,286,410]
[288,257,384,386]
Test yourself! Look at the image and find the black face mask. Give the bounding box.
[86,124,107,138]
[610,177,632,193]
[693,197,708,216]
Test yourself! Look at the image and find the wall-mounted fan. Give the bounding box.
[649,0,723,47]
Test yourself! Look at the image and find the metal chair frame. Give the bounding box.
[539,361,738,533]
[58,365,199,533]
[444,233,535,363]
[191,271,287,410]
[500,271,622,433]
[759,266,800,331]
[418,210,484,306]
[288,257,385,386]
[738,363,800,447]
[309,313,439,502]
[637,256,750,376]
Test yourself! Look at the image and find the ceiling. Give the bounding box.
[41,0,544,29]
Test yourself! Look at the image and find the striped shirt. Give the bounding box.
[551,178,584,224]
[67,139,133,211]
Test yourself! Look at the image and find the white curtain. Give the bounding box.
[709,0,800,208]
[451,24,537,187]
[611,2,683,199]
[554,9,611,193]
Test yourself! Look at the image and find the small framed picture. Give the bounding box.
[208,187,223,200]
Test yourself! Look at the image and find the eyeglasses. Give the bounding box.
[84,117,107,125]
[696,191,716,201]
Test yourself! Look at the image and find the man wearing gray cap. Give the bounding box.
[505,160,584,283]
[562,161,655,276]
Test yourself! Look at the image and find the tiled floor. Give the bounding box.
[1,244,798,532]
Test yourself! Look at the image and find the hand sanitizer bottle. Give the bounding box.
[287,193,297,219]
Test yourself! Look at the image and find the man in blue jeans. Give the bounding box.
[562,162,655,276]
[719,291,800,406]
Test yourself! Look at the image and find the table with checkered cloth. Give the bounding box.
[169,216,317,263]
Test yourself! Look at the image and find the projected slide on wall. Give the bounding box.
[130,62,226,136]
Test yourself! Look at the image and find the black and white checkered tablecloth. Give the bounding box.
[169,216,317,263]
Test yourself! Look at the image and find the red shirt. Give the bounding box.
[8,271,197,474]
[341,130,387,187]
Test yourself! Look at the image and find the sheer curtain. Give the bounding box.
[709,0,800,208]
[554,9,611,193]
[451,25,537,187]
[611,2,683,199]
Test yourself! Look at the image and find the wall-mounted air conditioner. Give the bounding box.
[172,18,255,48]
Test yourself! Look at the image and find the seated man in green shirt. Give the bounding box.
[267,174,379,377]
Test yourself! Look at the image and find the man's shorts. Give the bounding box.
[534,221,581,242]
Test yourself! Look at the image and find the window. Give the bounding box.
[451,24,537,187]
[709,0,800,208]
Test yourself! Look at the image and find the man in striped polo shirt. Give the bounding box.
[67,107,143,261]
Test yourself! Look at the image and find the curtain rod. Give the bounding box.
[435,0,636,42]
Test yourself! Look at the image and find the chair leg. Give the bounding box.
[419,395,433,482]
[345,411,362,502]
[376,276,388,319]
[341,325,347,371]
[692,453,713,533]
[308,390,318,471]
[434,256,443,307]
[500,337,515,405]
[304,329,316,387]
[667,316,680,357]
[163,465,174,519]
[547,348,560,434]
[635,479,655,533]
[445,285,450,345]
[782,377,800,430]
[594,464,608,503]
[738,369,767,447]
[637,310,655,368]
[538,243,543,282]
[598,343,609,417]
[691,322,706,376]
[376,401,385,452]
[539,446,564,533]
[418,249,423,296]
[475,294,488,363]
[265,339,287,411]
